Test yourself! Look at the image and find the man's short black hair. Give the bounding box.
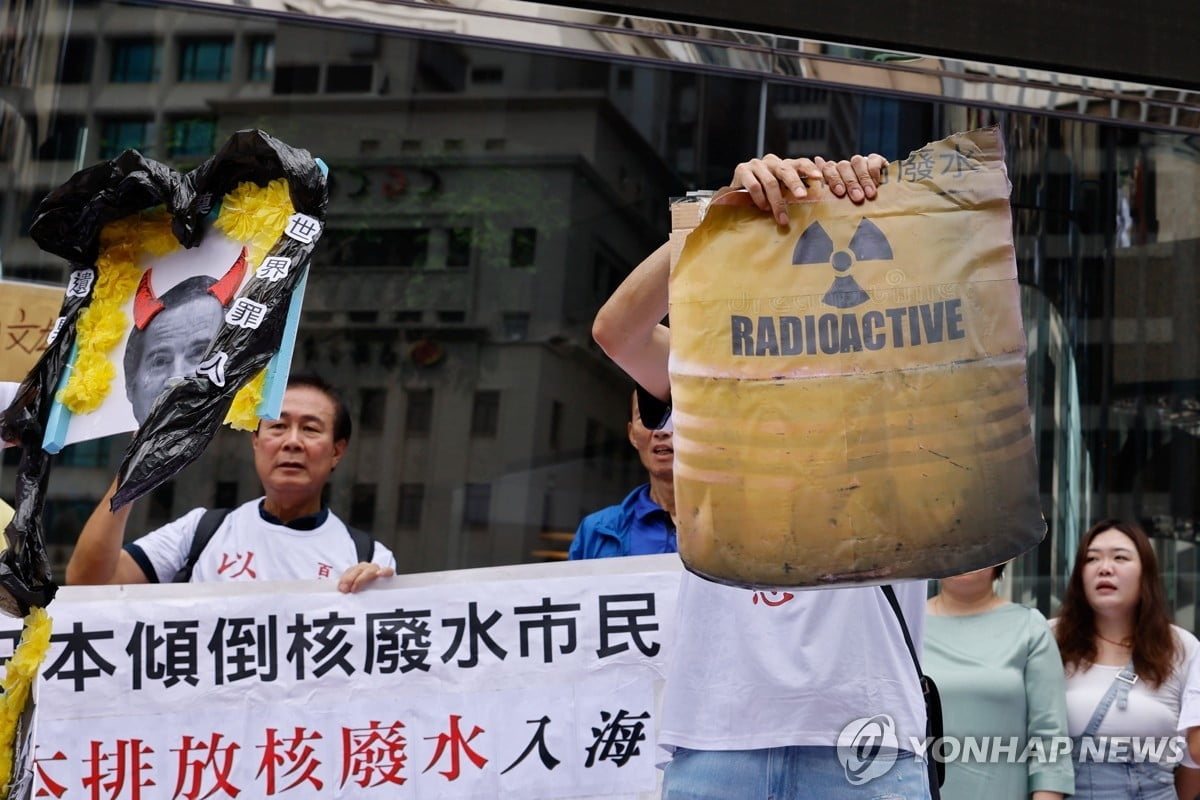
[634,384,671,430]
[287,372,352,443]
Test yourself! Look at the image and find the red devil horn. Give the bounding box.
[208,247,248,307]
[133,270,165,330]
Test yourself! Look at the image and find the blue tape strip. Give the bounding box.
[255,157,327,421]
[41,339,79,454]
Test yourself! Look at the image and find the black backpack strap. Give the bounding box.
[172,508,232,583]
[347,525,375,564]
[881,584,944,797]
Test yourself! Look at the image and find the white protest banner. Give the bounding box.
[1,554,683,800]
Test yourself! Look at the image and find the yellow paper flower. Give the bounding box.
[137,212,178,257]
[215,178,294,267]
[0,608,52,799]
[225,369,267,431]
[60,213,181,414]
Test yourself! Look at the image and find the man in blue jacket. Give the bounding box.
[569,387,677,559]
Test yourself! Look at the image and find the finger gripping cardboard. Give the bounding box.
[668,128,1044,588]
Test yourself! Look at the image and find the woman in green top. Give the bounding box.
[924,564,1075,800]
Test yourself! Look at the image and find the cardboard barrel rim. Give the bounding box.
[667,127,1046,590]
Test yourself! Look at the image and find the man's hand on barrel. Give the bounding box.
[726,153,889,226]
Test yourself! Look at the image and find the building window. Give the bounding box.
[584,418,600,464]
[405,388,432,435]
[443,139,465,153]
[99,118,154,159]
[471,390,500,437]
[274,64,320,94]
[437,310,465,324]
[178,37,232,82]
[146,481,175,528]
[446,227,472,268]
[35,115,86,161]
[168,118,216,158]
[484,138,506,152]
[214,481,239,508]
[501,312,529,341]
[549,400,563,448]
[43,500,97,547]
[350,484,376,530]
[397,483,424,529]
[59,38,95,84]
[326,64,373,93]
[511,228,537,267]
[787,118,827,141]
[401,139,422,152]
[470,66,503,84]
[463,483,491,531]
[394,310,423,324]
[392,229,429,268]
[341,228,428,268]
[110,38,160,83]
[359,387,386,432]
[57,438,110,468]
[247,36,274,82]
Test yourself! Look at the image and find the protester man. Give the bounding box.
[68,373,395,593]
[569,388,677,559]
[592,153,932,797]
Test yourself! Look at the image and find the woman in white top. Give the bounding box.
[1054,519,1200,799]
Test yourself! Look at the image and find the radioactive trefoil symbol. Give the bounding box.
[792,218,893,309]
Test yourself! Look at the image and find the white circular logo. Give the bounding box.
[836,714,899,785]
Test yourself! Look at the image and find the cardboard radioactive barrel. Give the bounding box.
[668,127,1044,588]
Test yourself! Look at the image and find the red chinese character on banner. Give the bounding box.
[216,552,257,579]
[33,748,68,799]
[257,727,324,794]
[83,739,156,800]
[423,715,487,781]
[341,720,408,788]
[751,590,795,607]
[316,563,333,578]
[172,733,242,799]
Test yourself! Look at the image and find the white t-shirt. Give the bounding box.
[0,382,17,410]
[1064,624,1198,767]
[128,499,396,583]
[659,571,928,754]
[0,382,17,448]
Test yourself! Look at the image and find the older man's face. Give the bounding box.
[128,294,223,423]
[252,385,346,503]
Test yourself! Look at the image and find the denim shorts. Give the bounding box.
[662,746,929,799]
[1072,761,1175,800]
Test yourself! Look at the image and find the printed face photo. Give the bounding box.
[124,279,227,424]
[63,229,251,445]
